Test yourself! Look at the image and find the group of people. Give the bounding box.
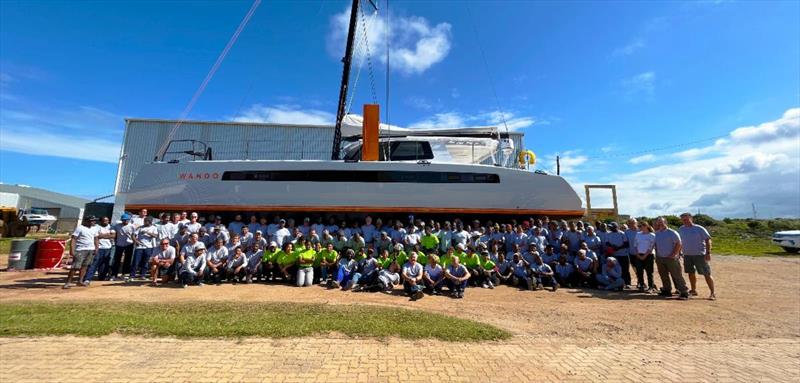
[64,210,716,301]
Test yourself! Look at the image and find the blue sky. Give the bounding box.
[1,0,798,217]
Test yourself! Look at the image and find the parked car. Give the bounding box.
[772,230,800,253]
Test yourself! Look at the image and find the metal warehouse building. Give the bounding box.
[113,118,525,218]
[0,184,89,232]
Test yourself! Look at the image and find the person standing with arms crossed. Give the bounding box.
[679,213,716,300]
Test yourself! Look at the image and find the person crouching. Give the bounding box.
[226,246,247,283]
[180,245,207,288]
[444,255,471,299]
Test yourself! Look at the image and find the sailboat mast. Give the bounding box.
[331,0,361,160]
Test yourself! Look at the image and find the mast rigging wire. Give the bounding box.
[465,3,510,137]
[155,0,261,160]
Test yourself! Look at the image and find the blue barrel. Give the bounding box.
[8,239,37,270]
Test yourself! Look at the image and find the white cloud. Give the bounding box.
[451,88,460,99]
[327,8,452,75]
[0,103,122,163]
[407,112,465,129]
[593,107,800,218]
[232,104,335,125]
[621,71,656,97]
[612,38,646,56]
[629,154,656,164]
[0,130,120,163]
[407,110,536,130]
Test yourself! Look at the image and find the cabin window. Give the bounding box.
[221,170,500,183]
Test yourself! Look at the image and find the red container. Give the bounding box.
[35,239,66,269]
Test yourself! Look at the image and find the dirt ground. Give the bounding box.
[1,255,798,343]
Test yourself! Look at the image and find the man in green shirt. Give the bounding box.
[277,242,298,284]
[260,241,281,282]
[478,251,497,289]
[420,226,440,254]
[391,244,408,268]
[317,242,338,285]
[461,247,481,287]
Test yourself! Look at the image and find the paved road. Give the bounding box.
[1,335,797,382]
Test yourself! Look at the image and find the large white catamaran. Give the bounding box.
[121,0,584,218]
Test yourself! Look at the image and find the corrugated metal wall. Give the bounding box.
[115,119,525,195]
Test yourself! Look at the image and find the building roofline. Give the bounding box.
[124,118,333,129]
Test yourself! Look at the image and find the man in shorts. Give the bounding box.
[679,213,716,300]
[64,216,99,289]
[149,239,176,286]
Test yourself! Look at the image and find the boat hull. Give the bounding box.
[121,161,584,217]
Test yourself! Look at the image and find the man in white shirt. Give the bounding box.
[273,219,291,247]
[64,216,99,289]
[149,239,176,286]
[228,214,245,236]
[361,216,376,246]
[183,212,202,234]
[83,216,116,284]
[110,213,135,280]
[130,216,158,280]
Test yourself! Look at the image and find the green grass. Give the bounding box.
[707,219,796,256]
[0,302,510,341]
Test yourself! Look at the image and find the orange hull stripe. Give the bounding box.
[125,204,584,217]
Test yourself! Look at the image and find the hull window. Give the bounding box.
[222,170,500,183]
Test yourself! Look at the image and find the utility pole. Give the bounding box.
[752,203,757,219]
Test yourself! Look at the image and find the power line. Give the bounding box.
[584,133,729,160]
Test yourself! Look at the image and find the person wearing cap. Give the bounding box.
[197,227,214,249]
[259,241,280,281]
[391,243,408,269]
[183,212,201,234]
[63,216,100,289]
[596,256,624,291]
[678,213,715,300]
[150,238,176,286]
[130,216,158,280]
[110,213,135,280]
[443,254,470,299]
[205,237,228,285]
[84,216,116,284]
[604,222,631,288]
[401,252,425,300]
[180,245,207,287]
